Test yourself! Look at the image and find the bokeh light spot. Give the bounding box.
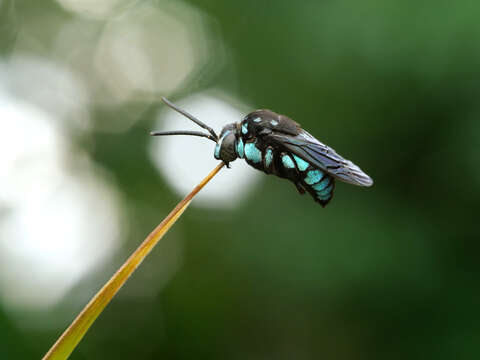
[94,3,208,102]
[0,93,125,310]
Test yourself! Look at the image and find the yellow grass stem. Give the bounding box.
[43,162,225,360]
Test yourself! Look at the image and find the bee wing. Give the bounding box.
[266,130,373,187]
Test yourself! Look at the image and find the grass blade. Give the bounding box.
[42,162,225,360]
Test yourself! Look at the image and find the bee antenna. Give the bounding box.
[161,97,219,141]
[150,130,218,143]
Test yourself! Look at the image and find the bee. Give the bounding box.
[151,98,373,206]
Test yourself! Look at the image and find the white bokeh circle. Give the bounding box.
[0,92,124,310]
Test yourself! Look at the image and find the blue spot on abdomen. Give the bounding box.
[316,182,333,197]
[317,193,332,201]
[312,176,330,192]
[281,154,295,169]
[304,169,324,185]
[244,142,262,163]
[313,176,334,204]
[293,155,309,171]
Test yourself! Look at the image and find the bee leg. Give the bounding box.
[224,161,231,169]
[294,182,306,194]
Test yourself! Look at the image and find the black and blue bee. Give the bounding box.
[151,97,373,206]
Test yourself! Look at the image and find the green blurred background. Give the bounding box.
[1,0,479,359]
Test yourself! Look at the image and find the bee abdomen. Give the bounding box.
[275,152,335,206]
[241,141,335,206]
[302,168,335,206]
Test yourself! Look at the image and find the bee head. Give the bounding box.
[214,123,238,164]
